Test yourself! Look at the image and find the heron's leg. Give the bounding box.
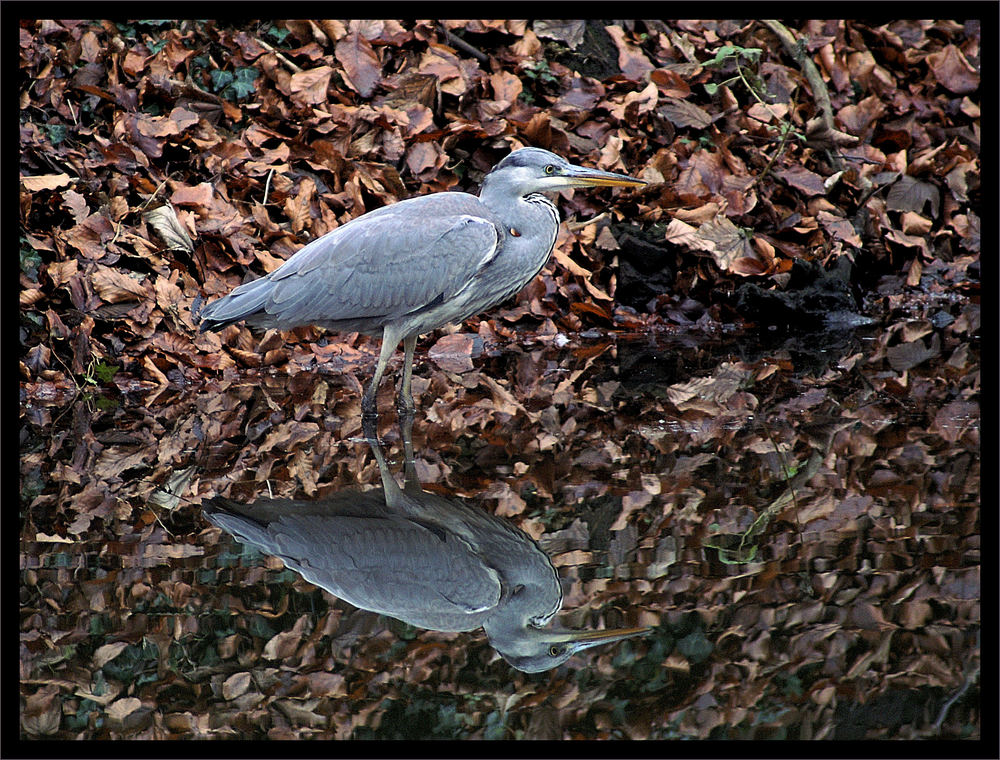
[396,333,418,415]
[400,410,420,495]
[362,329,402,418]
[361,410,380,442]
[365,421,405,508]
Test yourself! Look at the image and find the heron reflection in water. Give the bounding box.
[203,421,649,672]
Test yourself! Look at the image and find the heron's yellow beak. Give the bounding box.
[559,166,647,189]
[557,625,652,652]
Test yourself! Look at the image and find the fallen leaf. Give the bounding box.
[222,671,252,700]
[93,641,130,668]
[887,175,941,217]
[290,65,335,106]
[335,35,381,98]
[926,44,979,94]
[21,173,71,191]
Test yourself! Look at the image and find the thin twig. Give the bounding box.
[760,20,835,133]
[263,168,275,206]
[256,37,303,74]
[933,667,978,732]
[567,212,609,232]
[138,176,171,212]
[748,115,794,190]
[439,23,490,65]
[760,19,850,166]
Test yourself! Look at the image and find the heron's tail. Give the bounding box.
[198,275,275,332]
[201,497,274,547]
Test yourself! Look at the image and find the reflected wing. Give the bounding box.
[209,506,502,628]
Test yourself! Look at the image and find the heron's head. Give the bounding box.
[491,623,651,673]
[481,147,646,199]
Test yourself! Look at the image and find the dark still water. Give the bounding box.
[20,315,980,740]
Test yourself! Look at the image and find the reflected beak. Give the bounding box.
[553,165,647,189]
[558,626,652,653]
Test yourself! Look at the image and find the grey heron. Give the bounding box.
[202,422,650,672]
[198,147,645,415]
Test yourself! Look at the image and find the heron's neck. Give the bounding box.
[481,191,559,247]
[482,579,560,643]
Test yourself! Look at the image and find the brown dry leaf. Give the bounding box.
[258,421,321,454]
[170,182,216,212]
[551,246,611,301]
[335,35,381,98]
[307,672,346,697]
[604,25,654,81]
[489,70,523,109]
[730,257,771,276]
[63,189,91,223]
[657,97,712,129]
[290,65,334,106]
[274,698,326,728]
[817,211,863,248]
[143,543,205,560]
[141,354,170,385]
[776,165,828,197]
[405,141,444,176]
[21,173,71,191]
[886,175,941,218]
[34,532,73,543]
[534,20,587,48]
[900,211,933,236]
[482,480,527,518]
[136,113,185,139]
[263,628,303,661]
[570,301,613,325]
[697,216,755,273]
[554,79,605,113]
[144,205,195,253]
[666,362,754,413]
[926,44,979,94]
[21,685,61,737]
[610,490,653,531]
[605,81,659,121]
[664,218,711,251]
[885,228,930,257]
[675,149,725,201]
[835,95,886,139]
[284,177,317,234]
[106,697,143,722]
[91,266,151,304]
[105,697,142,727]
[428,333,479,373]
[153,273,187,317]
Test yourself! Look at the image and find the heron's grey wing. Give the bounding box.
[262,195,501,327]
[222,512,503,629]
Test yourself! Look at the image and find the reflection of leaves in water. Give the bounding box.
[101,639,160,687]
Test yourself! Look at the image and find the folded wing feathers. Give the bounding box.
[200,193,503,332]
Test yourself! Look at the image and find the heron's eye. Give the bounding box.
[544,164,555,175]
[548,645,563,657]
